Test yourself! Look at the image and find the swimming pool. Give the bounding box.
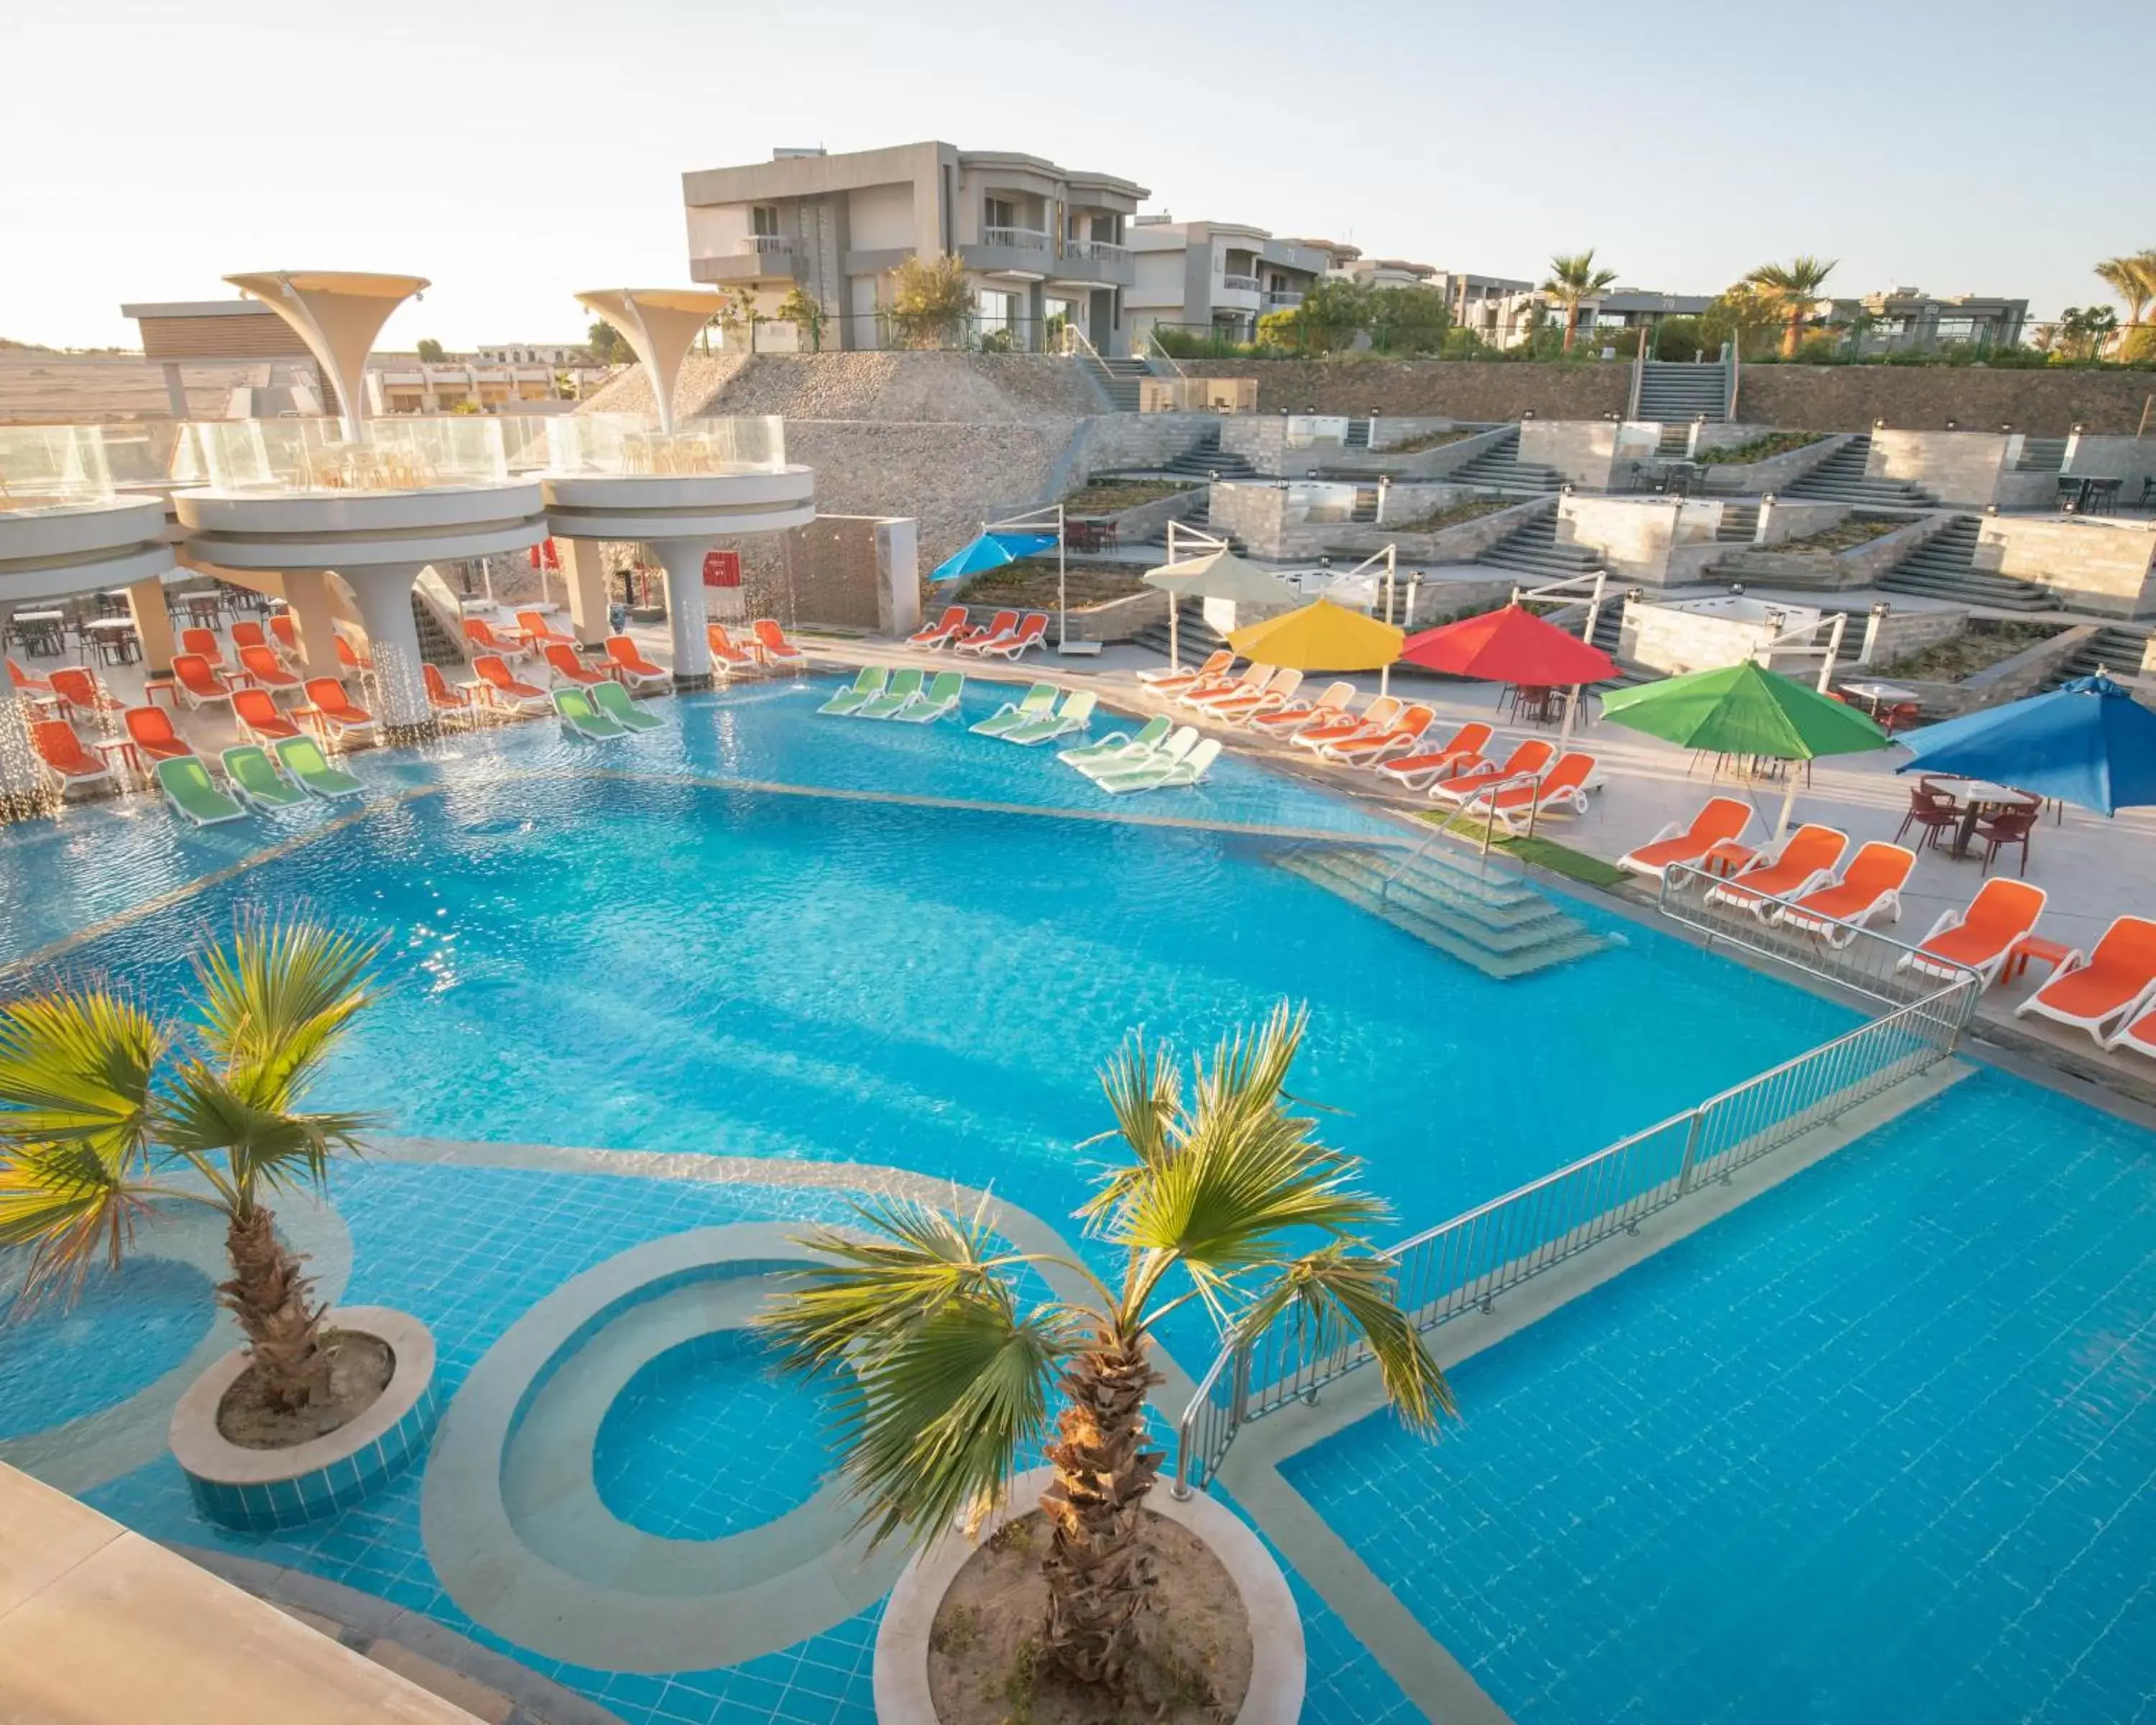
[0,672,2007,1725]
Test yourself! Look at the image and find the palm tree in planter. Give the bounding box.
[1744,257,1838,357]
[1542,250,1618,351]
[0,919,381,1415]
[760,1003,1452,1700]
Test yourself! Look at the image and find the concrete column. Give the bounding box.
[649,539,714,689]
[877,518,921,638]
[341,564,430,736]
[557,537,612,646]
[161,363,188,420]
[125,576,177,676]
[282,570,342,678]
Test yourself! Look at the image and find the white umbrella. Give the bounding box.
[1143,550,1299,671]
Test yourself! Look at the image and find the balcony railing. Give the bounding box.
[0,425,117,510]
[740,234,797,254]
[176,418,512,493]
[539,414,787,477]
[1061,238,1130,264]
[980,226,1051,251]
[1266,290,1304,308]
[1219,273,1261,293]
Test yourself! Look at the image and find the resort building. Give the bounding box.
[1125,218,1338,345]
[1570,288,1718,341]
[680,141,1148,355]
[475,341,593,365]
[1827,287,2030,354]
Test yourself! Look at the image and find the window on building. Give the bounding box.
[751,206,780,236]
[984,198,1015,234]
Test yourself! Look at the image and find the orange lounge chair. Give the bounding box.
[1774,842,1915,944]
[1248,680,1354,737]
[1211,667,1304,722]
[1376,722,1496,790]
[974,612,1048,661]
[270,615,301,658]
[517,610,574,651]
[124,705,195,762]
[303,678,375,742]
[752,619,806,666]
[604,636,670,692]
[2017,916,2156,1044]
[1185,663,1279,709]
[230,620,268,653]
[472,654,550,714]
[1902,878,2047,987]
[425,663,476,724]
[29,719,113,791]
[466,617,529,659]
[951,610,1018,653]
[1703,825,1850,918]
[544,643,609,687]
[178,627,228,670]
[909,604,971,648]
[171,653,234,709]
[1323,704,1435,766]
[1137,648,1231,698]
[1427,737,1559,806]
[1457,751,1598,833]
[2104,1001,2156,1062]
[48,667,126,725]
[8,658,55,699]
[239,644,302,691]
[1294,694,1402,753]
[233,687,301,742]
[705,622,757,673]
[336,635,372,674]
[1618,796,1755,882]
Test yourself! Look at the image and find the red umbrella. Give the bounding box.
[1401,603,1614,686]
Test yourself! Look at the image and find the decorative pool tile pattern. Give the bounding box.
[1283,1068,2156,1725]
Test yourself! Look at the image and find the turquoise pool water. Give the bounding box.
[1285,1067,2156,1724]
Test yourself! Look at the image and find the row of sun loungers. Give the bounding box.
[972,686,1095,745]
[157,739,364,827]
[818,666,966,724]
[1059,720,1222,794]
[908,607,1049,660]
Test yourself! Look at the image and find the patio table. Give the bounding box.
[1922,776,2038,859]
[11,610,68,657]
[86,618,142,666]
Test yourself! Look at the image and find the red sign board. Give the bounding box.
[528,538,561,571]
[702,549,742,589]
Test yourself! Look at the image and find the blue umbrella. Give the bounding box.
[1896,673,2156,815]
[928,530,1058,583]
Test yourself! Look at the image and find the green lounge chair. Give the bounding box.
[154,756,247,827]
[1059,714,1169,770]
[1095,736,1222,796]
[1005,689,1097,746]
[271,736,367,799]
[969,683,1056,737]
[221,745,308,810]
[889,671,964,723]
[591,680,665,732]
[854,668,924,719]
[819,665,887,715]
[1083,724,1197,783]
[552,686,626,740]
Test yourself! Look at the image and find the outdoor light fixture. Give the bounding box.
[2072,422,2084,434]
[1871,600,1891,617]
[1762,492,1777,506]
[1874,418,1887,430]
[1945,419,1958,431]
[1999,423,2012,434]
[1986,504,1999,515]
[1728,582,1745,597]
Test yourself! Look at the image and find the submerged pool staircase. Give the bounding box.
[1272,839,1604,978]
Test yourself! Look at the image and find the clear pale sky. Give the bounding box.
[5,0,2150,351]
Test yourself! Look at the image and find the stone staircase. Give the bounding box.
[1475,508,1606,581]
[410,592,466,665]
[1273,841,1606,978]
[1077,352,1148,411]
[1449,426,1563,493]
[2054,625,2150,686]
[1344,418,1372,448]
[1636,359,1729,422]
[1716,502,1761,543]
[1164,423,1260,481]
[1785,434,1939,507]
[2016,436,2068,474]
[1878,515,2055,612]
[1131,599,1230,662]
[1654,423,1693,457]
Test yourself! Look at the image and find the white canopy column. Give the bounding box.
[573,290,725,433]
[341,564,431,735]
[224,272,428,440]
[648,540,715,688]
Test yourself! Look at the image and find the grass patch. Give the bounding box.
[1062,478,1194,515]
[1377,427,1478,454]
[1879,619,2062,682]
[1772,514,1902,553]
[1388,494,1519,533]
[1411,817,1631,888]
[952,560,1146,609]
[1693,431,1826,466]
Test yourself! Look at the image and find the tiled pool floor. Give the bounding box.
[1284,1067,2156,1725]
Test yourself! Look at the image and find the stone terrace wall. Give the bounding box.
[1176,359,1630,420]
[581,351,1102,424]
[1734,367,2155,435]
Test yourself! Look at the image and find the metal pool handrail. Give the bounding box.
[1171,895,1982,1497]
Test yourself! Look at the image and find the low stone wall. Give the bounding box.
[1889,625,2093,717]
[1055,587,1169,643]
[1559,494,1732,586]
[1753,500,1848,546]
[1977,515,2156,618]
[1221,418,1513,480]
[1861,604,1970,666]
[1700,433,1849,496]
[1319,494,1554,571]
[2065,433,2156,495]
[1084,484,1204,546]
[1720,511,1958,592]
[1180,359,1631,419]
[1072,412,1214,478]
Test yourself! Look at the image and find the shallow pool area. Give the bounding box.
[4,671,2152,1725]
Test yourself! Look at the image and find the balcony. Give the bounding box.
[689,236,807,286]
[1046,236,1136,289]
[742,234,796,255]
[1215,274,1263,312]
[1266,290,1305,308]
[982,226,1050,251]
[962,226,1058,280]
[1221,274,1262,293]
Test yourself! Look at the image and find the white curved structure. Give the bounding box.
[543,467,815,686]
[574,290,725,433]
[224,271,428,438]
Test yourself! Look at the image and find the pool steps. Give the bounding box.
[1275,842,1605,978]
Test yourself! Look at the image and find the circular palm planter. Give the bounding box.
[872,1466,1304,1725]
[168,1305,438,1532]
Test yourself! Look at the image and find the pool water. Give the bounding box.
[0,1256,214,1438]
[1284,1066,2156,1725]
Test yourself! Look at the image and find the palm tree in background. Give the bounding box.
[2095,252,2156,356]
[1542,250,1619,351]
[1744,257,1839,356]
[0,919,381,1412]
[758,1003,1451,1696]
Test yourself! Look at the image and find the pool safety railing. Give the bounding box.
[1171,873,1982,1496]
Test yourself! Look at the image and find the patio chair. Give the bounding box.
[124,705,195,762]
[1894,783,1961,851]
[28,720,114,793]
[1899,878,2047,987]
[1972,807,2035,877]
[1617,796,1754,882]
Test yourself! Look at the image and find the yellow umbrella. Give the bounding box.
[1227,598,1404,693]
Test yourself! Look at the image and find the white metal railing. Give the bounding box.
[1171,886,1981,1496]
[982,226,1051,251]
[1063,238,1130,264]
[1266,290,1304,308]
[740,234,797,254]
[1220,273,1262,293]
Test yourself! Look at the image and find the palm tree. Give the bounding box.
[1542,250,1619,351]
[1743,257,1838,357]
[0,919,381,1412]
[2095,252,2156,356]
[760,1003,1451,1696]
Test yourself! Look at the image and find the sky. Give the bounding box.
[4,0,2150,351]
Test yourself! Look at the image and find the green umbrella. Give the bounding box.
[1600,660,1892,836]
